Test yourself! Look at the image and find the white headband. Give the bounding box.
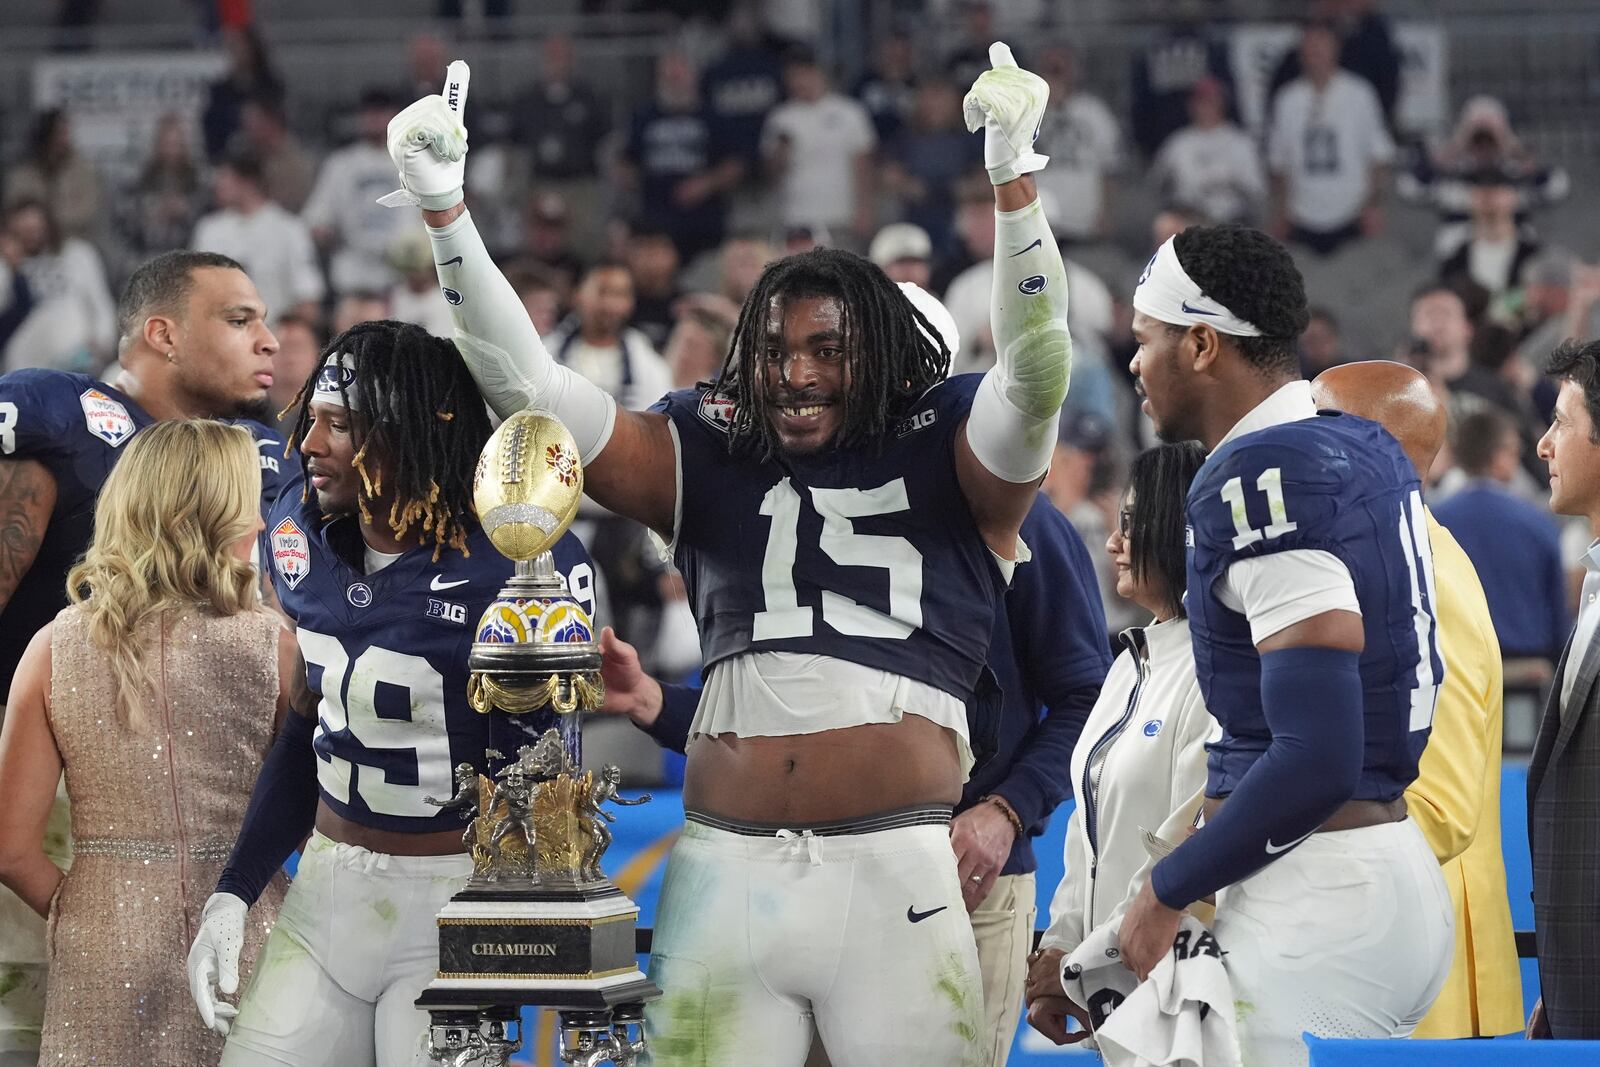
[1132,236,1263,338]
[311,353,360,410]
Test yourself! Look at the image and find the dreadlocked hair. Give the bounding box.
[712,248,951,456]
[281,319,492,560]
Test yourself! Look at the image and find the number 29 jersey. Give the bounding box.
[263,489,595,834]
[650,373,1008,702]
[1185,410,1443,803]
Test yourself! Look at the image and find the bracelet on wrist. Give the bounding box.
[984,794,1025,837]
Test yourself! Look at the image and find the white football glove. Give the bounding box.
[187,892,248,1035]
[962,43,1050,186]
[378,60,472,210]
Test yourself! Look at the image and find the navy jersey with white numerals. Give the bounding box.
[263,489,595,834]
[650,372,1008,701]
[0,368,287,693]
[1185,410,1443,802]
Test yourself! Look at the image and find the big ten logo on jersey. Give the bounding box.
[698,391,736,433]
[426,597,468,625]
[255,435,281,474]
[272,517,310,590]
[895,407,937,438]
[79,388,135,447]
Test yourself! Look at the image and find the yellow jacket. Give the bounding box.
[1408,514,1522,1037]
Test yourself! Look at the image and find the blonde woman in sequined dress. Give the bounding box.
[0,419,292,1065]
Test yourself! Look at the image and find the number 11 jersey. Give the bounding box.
[651,373,1007,703]
[263,489,595,834]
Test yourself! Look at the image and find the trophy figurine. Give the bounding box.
[416,412,660,1066]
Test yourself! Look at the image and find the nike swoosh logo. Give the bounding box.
[906,905,948,923]
[430,576,470,591]
[1008,238,1042,257]
[255,439,277,450]
[436,256,463,268]
[1264,830,1314,855]
[1181,300,1218,316]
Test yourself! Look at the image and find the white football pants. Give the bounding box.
[645,813,984,1067]
[221,832,472,1067]
[1213,817,1454,1067]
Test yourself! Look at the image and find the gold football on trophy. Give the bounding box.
[474,411,584,561]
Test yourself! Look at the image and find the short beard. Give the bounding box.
[229,395,277,423]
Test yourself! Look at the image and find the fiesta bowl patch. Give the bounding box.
[698,391,737,433]
[271,517,310,590]
[79,388,136,447]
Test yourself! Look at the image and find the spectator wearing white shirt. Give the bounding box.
[761,46,877,247]
[1033,43,1122,242]
[1438,167,1542,301]
[191,149,323,324]
[543,260,671,414]
[0,199,115,375]
[301,88,409,297]
[1152,77,1266,226]
[1267,20,1394,257]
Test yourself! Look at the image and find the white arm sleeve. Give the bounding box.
[966,196,1072,483]
[1216,549,1361,645]
[424,208,616,464]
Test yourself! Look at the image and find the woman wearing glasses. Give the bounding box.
[1024,441,1214,1046]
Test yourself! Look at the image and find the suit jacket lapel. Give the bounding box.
[1552,627,1600,767]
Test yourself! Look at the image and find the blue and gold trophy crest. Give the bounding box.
[416,412,659,1067]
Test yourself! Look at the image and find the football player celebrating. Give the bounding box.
[186,320,594,1066]
[0,249,283,1063]
[388,47,1070,1065]
[1121,226,1454,1063]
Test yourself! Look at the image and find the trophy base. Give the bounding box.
[415,975,662,1013]
[417,877,661,1012]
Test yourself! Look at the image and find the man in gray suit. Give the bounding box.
[1529,338,1600,1038]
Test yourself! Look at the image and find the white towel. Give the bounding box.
[1061,913,1242,1067]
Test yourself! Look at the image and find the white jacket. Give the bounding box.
[1041,615,1217,954]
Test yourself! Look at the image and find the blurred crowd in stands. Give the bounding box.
[0,0,1588,694]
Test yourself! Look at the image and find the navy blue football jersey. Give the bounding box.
[1186,410,1443,803]
[650,372,1008,701]
[0,369,285,692]
[263,490,595,834]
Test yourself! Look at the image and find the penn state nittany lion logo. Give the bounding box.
[1138,251,1158,287]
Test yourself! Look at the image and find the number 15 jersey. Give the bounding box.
[651,373,1008,704]
[263,489,595,834]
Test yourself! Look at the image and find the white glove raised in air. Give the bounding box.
[378,60,472,210]
[962,43,1050,186]
[187,891,248,1035]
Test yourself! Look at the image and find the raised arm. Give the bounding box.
[383,63,677,536]
[954,45,1072,558]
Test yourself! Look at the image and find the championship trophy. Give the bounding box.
[416,412,660,1067]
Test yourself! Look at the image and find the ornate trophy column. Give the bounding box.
[416,412,660,1066]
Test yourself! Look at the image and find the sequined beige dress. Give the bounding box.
[39,605,288,1066]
